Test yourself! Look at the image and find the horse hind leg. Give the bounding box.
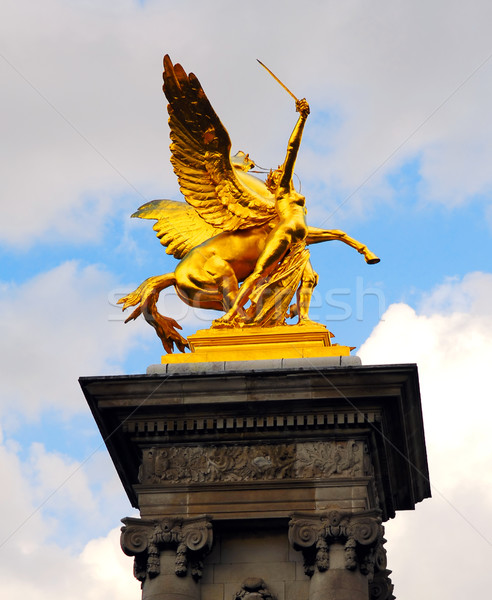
[175,256,241,314]
[118,273,188,353]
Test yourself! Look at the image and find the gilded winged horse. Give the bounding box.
[119,55,379,353]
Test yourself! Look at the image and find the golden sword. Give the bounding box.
[256,59,299,102]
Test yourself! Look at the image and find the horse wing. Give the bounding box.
[132,199,219,259]
[163,55,276,231]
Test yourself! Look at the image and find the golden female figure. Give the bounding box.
[219,97,313,324]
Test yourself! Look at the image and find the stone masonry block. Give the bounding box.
[213,562,295,584]
[285,580,309,600]
[295,560,309,581]
[220,531,289,563]
[201,583,224,600]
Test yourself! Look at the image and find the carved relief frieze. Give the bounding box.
[120,516,213,584]
[289,511,387,582]
[139,440,371,485]
[296,441,363,478]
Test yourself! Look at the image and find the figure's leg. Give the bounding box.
[216,262,241,313]
[219,228,291,322]
[296,260,319,324]
[306,227,380,264]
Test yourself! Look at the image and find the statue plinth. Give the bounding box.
[162,324,353,364]
[81,359,430,600]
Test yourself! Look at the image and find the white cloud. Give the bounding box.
[0,258,220,426]
[2,1,492,246]
[0,424,139,600]
[80,527,139,599]
[0,525,138,600]
[358,272,492,599]
[0,261,150,421]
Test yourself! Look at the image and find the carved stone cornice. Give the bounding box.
[289,511,386,580]
[138,440,372,485]
[120,516,213,583]
[81,364,430,520]
[124,410,381,438]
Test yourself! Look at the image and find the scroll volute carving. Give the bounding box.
[289,511,384,579]
[120,516,213,583]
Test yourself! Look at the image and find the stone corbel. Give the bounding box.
[288,510,385,581]
[120,516,213,584]
[232,578,276,600]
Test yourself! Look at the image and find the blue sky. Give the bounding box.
[1,2,492,598]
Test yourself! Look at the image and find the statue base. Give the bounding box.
[80,360,430,600]
[162,323,353,364]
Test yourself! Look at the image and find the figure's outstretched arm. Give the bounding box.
[278,99,310,192]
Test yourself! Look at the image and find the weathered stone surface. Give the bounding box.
[285,580,310,600]
[201,583,225,600]
[220,531,289,563]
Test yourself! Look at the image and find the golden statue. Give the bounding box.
[119,55,379,354]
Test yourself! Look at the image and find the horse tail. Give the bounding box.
[118,273,188,354]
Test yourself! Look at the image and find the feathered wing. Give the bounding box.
[132,199,220,259]
[163,54,276,231]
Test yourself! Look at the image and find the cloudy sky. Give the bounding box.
[1,1,491,598]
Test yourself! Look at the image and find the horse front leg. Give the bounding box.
[306,227,380,264]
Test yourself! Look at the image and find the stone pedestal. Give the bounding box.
[80,358,430,600]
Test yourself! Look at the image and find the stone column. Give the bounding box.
[120,516,213,600]
[289,511,394,600]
